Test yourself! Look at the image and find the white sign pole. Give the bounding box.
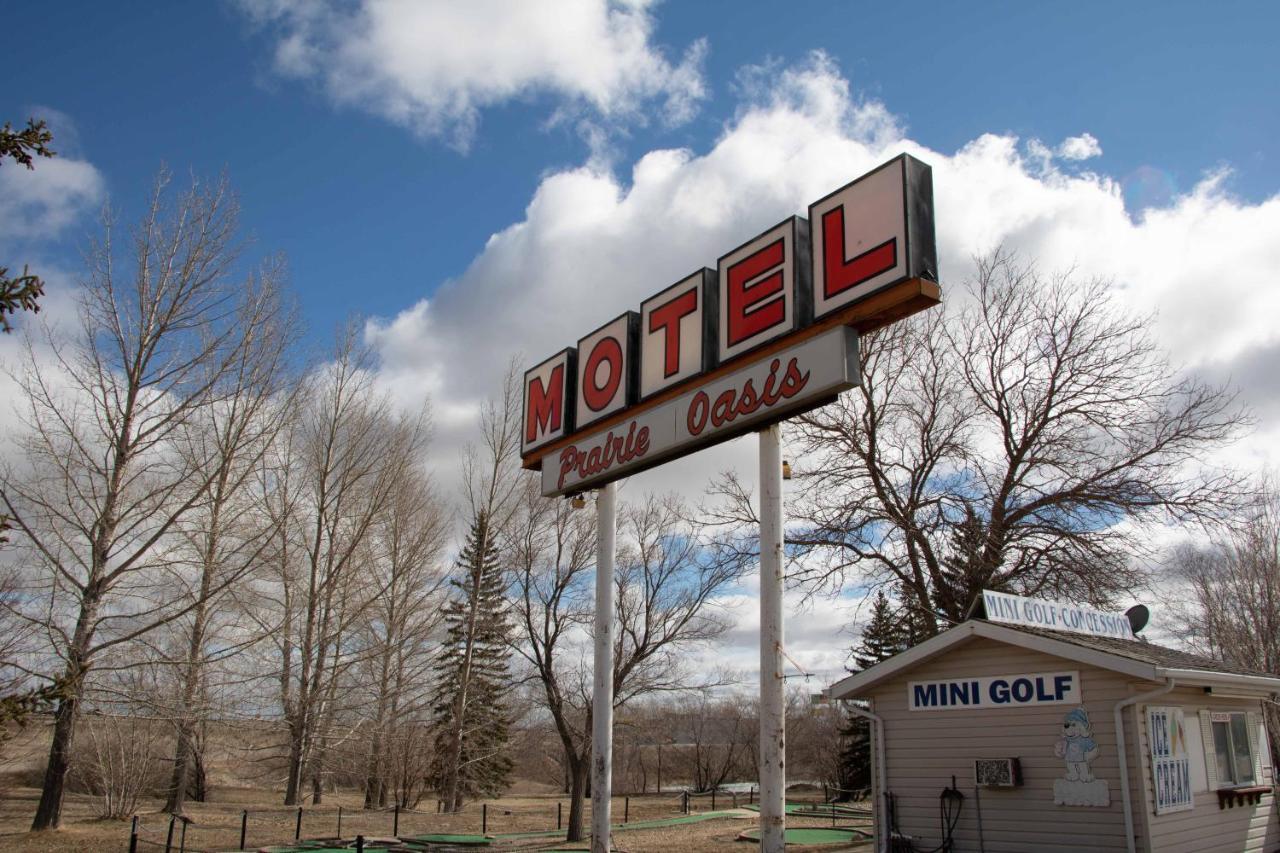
[591,482,617,852]
[758,424,786,852]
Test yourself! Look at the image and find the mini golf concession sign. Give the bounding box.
[980,589,1135,640]
[521,154,940,496]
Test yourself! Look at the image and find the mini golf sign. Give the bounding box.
[522,154,940,496]
[909,671,1081,711]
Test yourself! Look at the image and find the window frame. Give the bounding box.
[1208,711,1256,788]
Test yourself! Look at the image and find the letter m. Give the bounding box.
[526,364,564,445]
[913,684,937,709]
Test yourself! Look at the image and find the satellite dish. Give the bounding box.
[1125,604,1150,635]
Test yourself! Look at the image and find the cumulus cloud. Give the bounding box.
[0,155,104,241]
[237,0,708,148]
[354,50,1280,672]
[1058,132,1102,160]
[365,51,1280,492]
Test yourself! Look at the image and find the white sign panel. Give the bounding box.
[810,156,911,319]
[522,348,574,454]
[909,671,1081,711]
[982,589,1134,640]
[1148,706,1194,814]
[543,327,858,497]
[716,217,810,363]
[639,270,715,400]
[577,313,638,430]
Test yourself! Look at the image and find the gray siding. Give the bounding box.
[1135,686,1277,853]
[869,637,1140,853]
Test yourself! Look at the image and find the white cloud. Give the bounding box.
[1058,132,1103,161]
[357,50,1280,675]
[367,51,1280,493]
[237,0,708,149]
[0,155,104,241]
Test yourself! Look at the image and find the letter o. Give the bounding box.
[687,391,709,436]
[583,337,624,412]
[1011,678,1033,703]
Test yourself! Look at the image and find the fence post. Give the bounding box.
[482,803,488,834]
[179,817,188,853]
[338,805,343,838]
[295,806,303,841]
[683,791,688,814]
[711,789,716,811]
[239,810,248,851]
[558,801,563,830]
[750,787,754,805]
[355,834,365,853]
[624,796,629,823]
[733,791,738,809]
[393,803,400,836]
[165,814,175,853]
[129,816,139,853]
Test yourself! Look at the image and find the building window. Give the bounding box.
[1210,713,1255,787]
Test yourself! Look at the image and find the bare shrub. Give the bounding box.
[74,714,165,819]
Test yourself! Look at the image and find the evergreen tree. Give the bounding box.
[850,591,903,671]
[428,512,514,810]
[932,501,992,619]
[837,588,924,796]
[834,705,872,796]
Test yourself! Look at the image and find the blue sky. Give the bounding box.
[4,1,1279,677]
[5,1,1277,338]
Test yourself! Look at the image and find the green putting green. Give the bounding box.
[400,833,492,846]
[736,827,871,845]
[742,802,871,818]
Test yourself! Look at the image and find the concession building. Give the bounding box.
[828,590,1279,853]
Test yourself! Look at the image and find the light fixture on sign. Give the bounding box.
[570,494,586,510]
[782,460,792,480]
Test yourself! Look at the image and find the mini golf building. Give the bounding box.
[827,591,1279,853]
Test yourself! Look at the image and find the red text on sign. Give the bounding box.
[686,357,811,437]
[582,336,624,412]
[557,421,652,490]
[648,289,699,378]
[726,239,786,348]
[821,207,897,299]
[525,364,564,444]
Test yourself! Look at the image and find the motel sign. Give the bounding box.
[521,154,939,495]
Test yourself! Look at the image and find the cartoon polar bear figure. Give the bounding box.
[1055,707,1099,782]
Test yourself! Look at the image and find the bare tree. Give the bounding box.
[507,486,745,841]
[249,329,426,805]
[1170,475,1280,765]
[159,263,298,815]
[357,463,449,808]
[710,251,1247,631]
[677,692,755,792]
[0,172,287,830]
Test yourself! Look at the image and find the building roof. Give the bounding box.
[827,618,1280,701]
[1006,624,1279,679]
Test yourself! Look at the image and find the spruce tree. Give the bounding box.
[850,591,903,671]
[933,501,991,619]
[428,512,514,810]
[837,589,918,796]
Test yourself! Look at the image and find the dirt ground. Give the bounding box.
[0,786,874,852]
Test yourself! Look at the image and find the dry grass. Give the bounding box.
[0,786,873,852]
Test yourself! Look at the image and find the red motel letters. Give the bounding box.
[521,153,936,458]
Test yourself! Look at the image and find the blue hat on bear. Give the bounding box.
[1065,707,1090,726]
